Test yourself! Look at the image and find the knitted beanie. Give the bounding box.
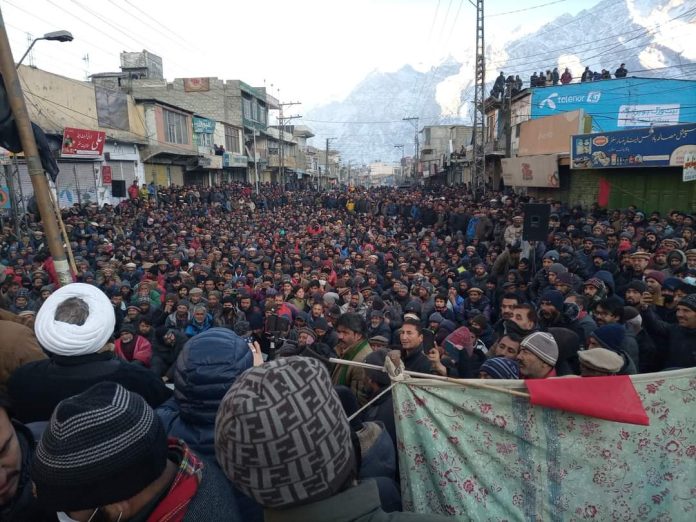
[541,289,564,311]
[549,263,568,275]
[626,280,647,294]
[590,324,626,352]
[214,357,355,509]
[31,382,168,512]
[643,270,665,286]
[479,357,520,379]
[678,293,696,312]
[521,331,559,366]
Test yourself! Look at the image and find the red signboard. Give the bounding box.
[101,165,112,184]
[61,127,106,158]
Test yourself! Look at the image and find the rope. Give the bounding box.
[347,381,398,422]
[329,357,530,399]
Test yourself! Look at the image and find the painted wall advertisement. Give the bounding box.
[570,123,696,170]
[531,78,696,132]
[502,154,559,188]
[61,127,106,158]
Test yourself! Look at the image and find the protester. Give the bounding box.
[214,356,450,521]
[32,382,240,521]
[8,283,171,422]
[0,391,52,521]
[516,332,558,378]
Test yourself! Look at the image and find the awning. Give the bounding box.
[502,154,560,188]
[140,144,197,162]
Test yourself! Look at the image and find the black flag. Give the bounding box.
[0,75,60,182]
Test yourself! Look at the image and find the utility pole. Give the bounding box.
[394,144,404,184]
[278,101,300,189]
[324,137,336,191]
[403,117,419,180]
[504,83,513,158]
[471,0,486,196]
[0,9,71,284]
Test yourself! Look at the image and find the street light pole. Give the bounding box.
[394,144,404,184]
[16,30,73,68]
[0,11,72,284]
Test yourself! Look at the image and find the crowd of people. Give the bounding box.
[491,63,629,98]
[0,180,695,521]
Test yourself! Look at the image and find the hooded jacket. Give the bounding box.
[157,327,252,455]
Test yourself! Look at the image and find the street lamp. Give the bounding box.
[17,30,74,68]
[394,144,404,183]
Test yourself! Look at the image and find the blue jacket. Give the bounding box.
[156,328,262,521]
[157,328,251,455]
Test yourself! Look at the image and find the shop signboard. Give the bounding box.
[684,151,696,182]
[502,154,559,188]
[61,127,106,158]
[571,123,696,169]
[223,152,248,168]
[192,117,216,134]
[101,165,112,184]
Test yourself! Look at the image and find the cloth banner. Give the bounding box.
[394,369,696,520]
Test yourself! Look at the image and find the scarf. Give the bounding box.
[35,283,115,356]
[147,439,203,522]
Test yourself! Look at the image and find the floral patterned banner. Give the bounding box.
[394,369,696,521]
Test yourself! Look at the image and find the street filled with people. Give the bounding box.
[1,181,695,521]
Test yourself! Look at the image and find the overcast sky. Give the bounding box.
[3,0,602,109]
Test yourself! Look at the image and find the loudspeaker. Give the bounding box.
[522,203,550,242]
[111,180,126,197]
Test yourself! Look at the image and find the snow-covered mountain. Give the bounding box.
[304,0,696,164]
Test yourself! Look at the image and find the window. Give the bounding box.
[164,109,188,144]
[424,128,431,146]
[197,132,213,147]
[243,97,252,120]
[225,125,240,153]
[259,106,266,124]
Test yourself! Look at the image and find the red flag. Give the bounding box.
[525,375,649,426]
[598,177,611,207]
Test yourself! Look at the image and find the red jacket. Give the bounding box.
[115,335,152,367]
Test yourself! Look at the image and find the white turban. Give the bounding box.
[35,283,115,356]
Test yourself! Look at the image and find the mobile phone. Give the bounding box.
[422,328,435,352]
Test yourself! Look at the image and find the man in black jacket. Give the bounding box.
[399,318,434,374]
[640,293,696,369]
[8,283,171,423]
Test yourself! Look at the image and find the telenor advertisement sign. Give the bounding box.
[531,78,696,132]
[570,123,696,170]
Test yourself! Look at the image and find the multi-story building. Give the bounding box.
[92,51,277,185]
[486,77,696,212]
[419,125,473,186]
[16,65,148,207]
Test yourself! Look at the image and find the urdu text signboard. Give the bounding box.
[61,127,106,158]
[570,123,696,170]
[192,117,216,134]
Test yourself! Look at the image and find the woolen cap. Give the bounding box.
[579,348,624,374]
[678,293,696,312]
[214,357,355,509]
[590,324,625,352]
[520,331,558,366]
[479,357,520,379]
[31,382,168,512]
[643,270,665,286]
[626,280,647,293]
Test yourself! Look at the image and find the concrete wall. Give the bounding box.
[130,77,247,128]
[19,65,147,141]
